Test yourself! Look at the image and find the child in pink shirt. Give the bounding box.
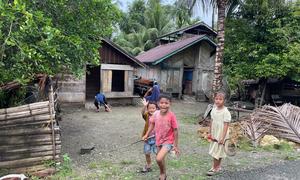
[143,94,179,180]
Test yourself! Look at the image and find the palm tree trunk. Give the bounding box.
[212,0,226,93]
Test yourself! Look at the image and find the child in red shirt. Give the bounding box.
[143,95,179,180]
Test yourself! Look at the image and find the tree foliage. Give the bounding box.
[119,0,146,34]
[224,0,300,86]
[115,0,200,55]
[0,0,120,85]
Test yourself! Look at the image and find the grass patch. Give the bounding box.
[197,138,210,146]
[238,138,256,152]
[48,154,74,179]
[181,115,199,124]
[120,160,135,166]
[88,162,98,169]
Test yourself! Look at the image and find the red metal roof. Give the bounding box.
[136,35,216,65]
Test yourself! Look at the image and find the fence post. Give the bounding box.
[48,85,56,160]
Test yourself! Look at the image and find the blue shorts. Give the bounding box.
[158,144,174,152]
[144,137,157,154]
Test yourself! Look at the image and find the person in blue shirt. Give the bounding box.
[94,92,110,112]
[144,82,160,103]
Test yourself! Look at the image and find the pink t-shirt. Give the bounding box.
[150,110,178,146]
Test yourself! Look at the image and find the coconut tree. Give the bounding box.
[114,27,159,56]
[178,0,240,92]
[172,0,201,28]
[144,0,174,36]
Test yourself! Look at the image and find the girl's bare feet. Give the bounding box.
[159,174,167,180]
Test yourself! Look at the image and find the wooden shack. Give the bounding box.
[136,22,217,100]
[136,35,216,100]
[57,39,146,105]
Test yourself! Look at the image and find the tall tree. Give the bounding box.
[183,0,240,92]
[172,0,201,28]
[224,0,300,84]
[119,0,146,34]
[0,0,120,85]
[144,0,174,36]
[114,27,158,55]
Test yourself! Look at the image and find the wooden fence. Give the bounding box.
[0,87,60,174]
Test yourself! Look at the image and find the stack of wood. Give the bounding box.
[0,89,60,177]
[198,122,244,146]
[229,122,244,146]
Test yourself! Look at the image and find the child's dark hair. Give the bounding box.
[214,91,226,100]
[158,94,172,102]
[147,101,158,108]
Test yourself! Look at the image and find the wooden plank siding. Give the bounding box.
[100,41,136,66]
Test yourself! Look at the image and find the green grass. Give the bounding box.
[88,162,98,169]
[181,115,199,124]
[120,160,135,165]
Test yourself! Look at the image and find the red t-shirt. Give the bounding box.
[150,110,178,146]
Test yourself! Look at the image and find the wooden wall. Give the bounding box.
[137,41,215,99]
[100,41,136,66]
[101,64,134,97]
[56,74,86,103]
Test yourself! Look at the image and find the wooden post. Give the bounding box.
[48,85,56,160]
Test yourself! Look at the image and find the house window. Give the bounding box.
[112,70,125,92]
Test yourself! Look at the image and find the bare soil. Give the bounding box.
[59,100,300,180]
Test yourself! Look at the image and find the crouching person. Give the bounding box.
[94,92,111,112]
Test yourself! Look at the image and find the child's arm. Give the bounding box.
[219,122,229,144]
[141,98,148,116]
[142,122,154,140]
[143,88,152,98]
[173,128,180,155]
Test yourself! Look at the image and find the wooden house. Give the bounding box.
[57,39,146,105]
[136,22,217,100]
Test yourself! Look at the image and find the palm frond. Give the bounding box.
[241,115,270,147]
[242,103,300,145]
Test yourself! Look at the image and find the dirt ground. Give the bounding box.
[59,100,300,180]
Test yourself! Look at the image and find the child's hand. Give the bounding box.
[207,134,212,140]
[141,98,148,107]
[219,139,225,145]
[173,146,180,156]
[142,135,148,141]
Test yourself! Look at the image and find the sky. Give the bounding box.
[117,0,214,26]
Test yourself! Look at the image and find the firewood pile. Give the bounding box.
[0,88,60,177]
[198,121,244,146]
[241,103,300,146]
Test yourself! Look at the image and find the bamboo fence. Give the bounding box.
[0,86,60,175]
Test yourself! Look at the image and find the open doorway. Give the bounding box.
[86,65,100,100]
[112,70,125,92]
[182,68,193,95]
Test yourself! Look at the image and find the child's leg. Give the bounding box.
[94,99,99,109]
[156,146,169,180]
[145,154,151,167]
[213,158,222,170]
[216,158,222,170]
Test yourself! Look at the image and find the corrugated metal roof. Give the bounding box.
[158,21,217,39]
[136,35,216,65]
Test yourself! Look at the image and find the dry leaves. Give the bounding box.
[242,103,300,145]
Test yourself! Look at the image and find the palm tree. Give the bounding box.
[172,0,201,28]
[144,0,174,36]
[114,27,158,56]
[178,0,240,92]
